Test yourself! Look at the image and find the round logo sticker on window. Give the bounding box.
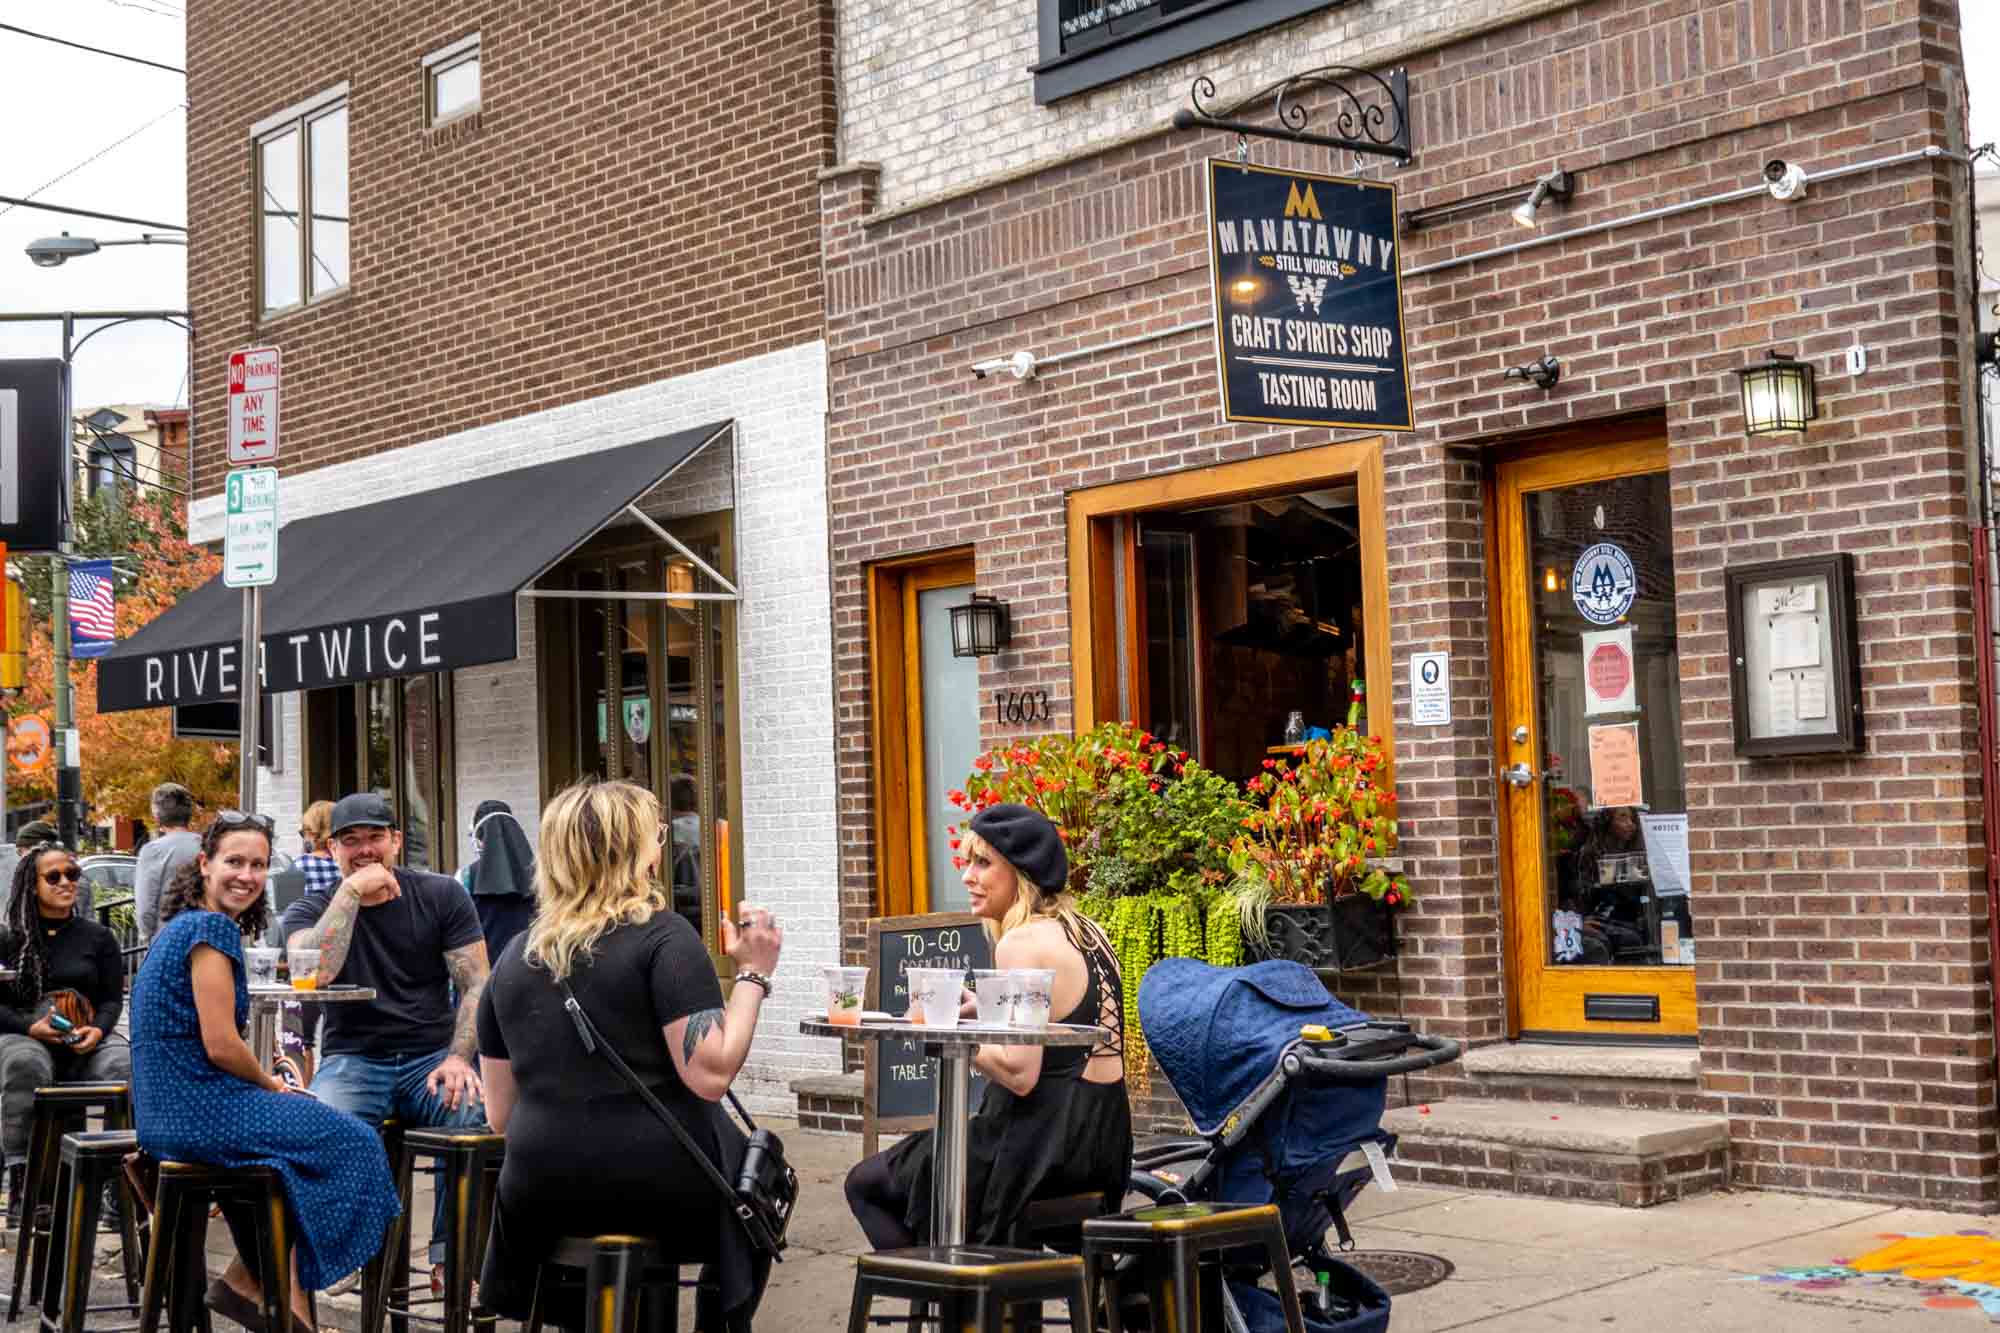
[1571,542,1637,625]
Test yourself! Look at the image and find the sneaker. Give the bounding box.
[322,1270,364,1298]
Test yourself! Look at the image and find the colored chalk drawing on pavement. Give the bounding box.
[1744,1232,2000,1320]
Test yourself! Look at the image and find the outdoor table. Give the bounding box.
[800,1015,1104,1245]
[247,985,376,1070]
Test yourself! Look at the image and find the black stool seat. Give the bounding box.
[1011,1192,1118,1252]
[524,1235,689,1333]
[9,1083,132,1321]
[41,1130,146,1333]
[849,1246,1091,1333]
[364,1127,503,1333]
[1081,1202,1302,1333]
[137,1161,298,1333]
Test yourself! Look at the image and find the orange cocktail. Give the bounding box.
[823,965,869,1027]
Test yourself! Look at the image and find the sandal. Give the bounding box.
[205,1278,268,1333]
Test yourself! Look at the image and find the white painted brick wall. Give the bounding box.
[836,0,1569,210]
[225,340,839,1114]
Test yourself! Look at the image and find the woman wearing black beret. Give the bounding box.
[844,802,1131,1246]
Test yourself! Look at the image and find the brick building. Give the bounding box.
[821,0,1999,1207]
[98,0,844,1109]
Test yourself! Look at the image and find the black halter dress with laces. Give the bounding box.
[882,913,1133,1244]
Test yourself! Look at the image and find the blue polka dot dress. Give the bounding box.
[131,911,401,1289]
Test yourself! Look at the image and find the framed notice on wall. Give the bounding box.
[1724,553,1863,757]
[1204,159,1413,432]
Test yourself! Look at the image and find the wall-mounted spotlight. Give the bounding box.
[1505,355,1562,390]
[971,350,1038,382]
[1511,168,1574,229]
[1763,159,1809,202]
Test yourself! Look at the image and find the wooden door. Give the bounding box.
[1495,435,1695,1037]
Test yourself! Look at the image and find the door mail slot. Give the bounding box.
[1584,993,1660,1023]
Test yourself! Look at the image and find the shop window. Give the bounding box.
[534,515,741,969]
[1034,0,1359,104]
[1069,438,1391,784]
[302,673,456,872]
[255,88,349,315]
[423,35,481,125]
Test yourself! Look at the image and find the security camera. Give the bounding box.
[970,350,1038,381]
[1764,160,1808,201]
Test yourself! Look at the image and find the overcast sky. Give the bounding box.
[0,2,1996,413]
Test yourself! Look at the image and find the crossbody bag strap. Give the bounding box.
[555,976,743,1213]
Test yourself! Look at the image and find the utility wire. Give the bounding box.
[0,22,183,75]
[0,102,187,223]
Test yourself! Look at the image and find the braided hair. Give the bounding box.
[3,844,77,1007]
[157,822,272,941]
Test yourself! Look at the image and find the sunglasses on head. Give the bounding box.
[209,810,275,844]
[40,867,82,885]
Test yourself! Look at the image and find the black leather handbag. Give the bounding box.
[556,977,797,1260]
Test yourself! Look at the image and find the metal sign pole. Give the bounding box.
[238,586,260,810]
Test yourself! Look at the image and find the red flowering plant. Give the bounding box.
[1228,726,1408,948]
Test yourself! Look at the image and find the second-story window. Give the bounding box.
[424,35,481,126]
[256,88,349,316]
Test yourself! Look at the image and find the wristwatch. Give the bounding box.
[736,970,774,995]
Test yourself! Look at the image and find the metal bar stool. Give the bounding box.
[522,1236,687,1333]
[1080,1202,1303,1333]
[40,1129,148,1333]
[9,1084,133,1322]
[363,1127,502,1333]
[136,1162,295,1333]
[847,1246,1091,1333]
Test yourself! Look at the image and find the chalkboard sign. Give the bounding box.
[862,912,993,1154]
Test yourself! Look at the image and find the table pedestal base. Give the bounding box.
[930,1046,972,1247]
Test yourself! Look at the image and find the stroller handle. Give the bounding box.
[1286,1033,1462,1082]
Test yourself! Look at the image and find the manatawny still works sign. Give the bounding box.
[1205,159,1413,432]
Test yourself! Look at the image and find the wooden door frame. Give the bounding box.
[868,549,976,918]
[1490,423,1693,1039]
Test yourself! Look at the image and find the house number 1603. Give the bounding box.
[997,690,1050,725]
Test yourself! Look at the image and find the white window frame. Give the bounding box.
[251,84,350,317]
[422,33,481,127]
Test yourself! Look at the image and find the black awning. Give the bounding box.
[97,422,729,712]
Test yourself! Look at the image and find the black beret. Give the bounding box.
[968,803,1068,895]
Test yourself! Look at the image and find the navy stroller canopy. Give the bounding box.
[1140,958,1371,1135]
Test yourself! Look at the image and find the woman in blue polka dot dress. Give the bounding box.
[131,812,399,1333]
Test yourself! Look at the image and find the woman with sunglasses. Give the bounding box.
[132,811,399,1333]
[0,842,130,1218]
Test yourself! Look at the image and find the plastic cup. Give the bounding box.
[1010,968,1055,1028]
[288,946,321,991]
[906,967,961,1029]
[971,969,1016,1024]
[244,947,281,987]
[822,965,869,1027]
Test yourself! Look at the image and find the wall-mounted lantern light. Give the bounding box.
[1736,351,1818,436]
[950,593,1012,658]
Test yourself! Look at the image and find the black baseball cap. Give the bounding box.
[329,792,398,837]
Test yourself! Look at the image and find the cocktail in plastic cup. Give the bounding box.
[906,967,962,1028]
[823,966,869,1027]
[1011,968,1055,1028]
[288,947,321,991]
[245,947,281,987]
[971,969,1016,1024]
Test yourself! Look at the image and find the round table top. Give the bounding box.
[799,1016,1105,1047]
[247,985,377,1005]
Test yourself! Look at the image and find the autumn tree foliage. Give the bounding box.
[9,485,237,825]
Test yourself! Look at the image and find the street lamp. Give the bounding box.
[27,232,187,268]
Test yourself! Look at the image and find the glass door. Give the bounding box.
[1495,435,1694,1037]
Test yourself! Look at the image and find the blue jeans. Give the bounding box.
[312,1048,485,1265]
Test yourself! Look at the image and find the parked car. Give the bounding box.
[80,853,139,923]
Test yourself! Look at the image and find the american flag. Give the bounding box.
[68,560,116,660]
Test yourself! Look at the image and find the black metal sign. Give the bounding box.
[1205,160,1412,432]
[0,360,68,552]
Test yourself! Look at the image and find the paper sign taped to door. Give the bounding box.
[1581,627,1635,716]
[1639,813,1690,898]
[1587,722,1643,809]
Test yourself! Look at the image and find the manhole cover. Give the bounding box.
[1336,1250,1455,1295]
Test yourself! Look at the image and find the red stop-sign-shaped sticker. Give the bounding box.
[1588,641,1631,702]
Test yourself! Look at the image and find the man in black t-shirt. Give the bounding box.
[283,792,489,1279]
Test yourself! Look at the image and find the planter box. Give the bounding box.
[1253,896,1398,971]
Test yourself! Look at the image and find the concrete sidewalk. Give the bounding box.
[37,1120,2000,1331]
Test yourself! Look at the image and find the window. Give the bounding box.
[254,87,349,315]
[424,35,481,125]
[302,674,456,872]
[1034,0,1361,104]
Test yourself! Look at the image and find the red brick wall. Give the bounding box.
[185,0,836,498]
[823,0,1995,1207]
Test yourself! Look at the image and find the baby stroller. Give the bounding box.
[1126,959,1461,1331]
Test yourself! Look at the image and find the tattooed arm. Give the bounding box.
[424,940,490,1111]
[665,982,766,1102]
[289,883,363,981]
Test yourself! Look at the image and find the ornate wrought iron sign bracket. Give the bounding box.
[1172,66,1411,163]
